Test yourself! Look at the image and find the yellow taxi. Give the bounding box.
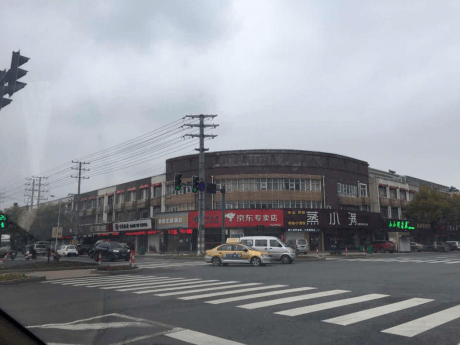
[204,238,274,267]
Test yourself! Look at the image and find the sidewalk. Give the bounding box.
[26,269,95,280]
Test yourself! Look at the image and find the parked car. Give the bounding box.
[410,242,425,252]
[425,242,454,252]
[239,236,296,264]
[92,242,130,262]
[285,239,308,255]
[57,245,79,257]
[205,242,273,267]
[371,241,395,253]
[445,241,460,250]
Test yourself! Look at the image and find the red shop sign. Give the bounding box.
[127,187,137,191]
[188,210,284,228]
[147,230,160,235]
[125,231,146,236]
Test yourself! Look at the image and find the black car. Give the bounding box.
[93,242,130,262]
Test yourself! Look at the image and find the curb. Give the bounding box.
[296,257,326,261]
[0,265,99,273]
[0,276,46,285]
[91,267,143,275]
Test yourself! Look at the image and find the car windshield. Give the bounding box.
[67,246,76,249]
[35,245,46,249]
[297,240,307,245]
[109,243,123,249]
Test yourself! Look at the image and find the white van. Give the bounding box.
[239,236,296,264]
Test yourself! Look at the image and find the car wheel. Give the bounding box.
[251,257,261,267]
[94,252,100,262]
[281,255,291,264]
[211,257,221,266]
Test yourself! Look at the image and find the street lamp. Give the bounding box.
[50,195,61,252]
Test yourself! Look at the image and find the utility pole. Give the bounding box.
[184,115,218,254]
[25,178,36,208]
[220,185,226,244]
[71,161,90,233]
[34,176,49,207]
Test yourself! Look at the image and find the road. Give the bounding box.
[2,251,460,345]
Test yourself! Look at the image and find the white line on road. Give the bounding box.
[42,274,144,284]
[72,277,182,287]
[135,281,241,294]
[99,278,204,290]
[155,283,262,297]
[322,298,434,326]
[205,287,317,305]
[136,263,208,268]
[237,290,350,310]
[54,275,156,285]
[107,279,215,291]
[166,329,246,345]
[275,294,389,316]
[178,285,288,300]
[381,305,460,337]
[445,261,460,264]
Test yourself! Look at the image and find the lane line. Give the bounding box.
[116,280,222,292]
[42,274,146,284]
[206,287,317,305]
[155,283,262,296]
[323,298,434,326]
[72,277,183,287]
[58,276,158,285]
[99,279,208,290]
[275,294,389,316]
[178,285,288,300]
[115,280,218,292]
[381,304,460,337]
[166,329,246,345]
[445,261,460,264]
[237,290,350,310]
[135,281,241,294]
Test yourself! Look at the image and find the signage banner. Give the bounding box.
[78,223,113,234]
[284,209,382,229]
[125,231,146,236]
[52,227,63,238]
[188,210,284,228]
[387,219,415,230]
[286,228,320,232]
[155,212,189,229]
[114,219,152,231]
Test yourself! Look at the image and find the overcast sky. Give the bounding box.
[1,0,460,206]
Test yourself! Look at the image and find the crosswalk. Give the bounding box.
[134,260,209,270]
[42,274,460,339]
[334,255,460,265]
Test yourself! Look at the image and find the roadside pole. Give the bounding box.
[221,185,226,244]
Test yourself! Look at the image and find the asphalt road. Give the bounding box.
[2,251,460,345]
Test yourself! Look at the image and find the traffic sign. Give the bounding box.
[198,181,205,192]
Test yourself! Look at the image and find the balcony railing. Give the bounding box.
[113,203,125,211]
[104,205,113,213]
[339,196,362,206]
[136,200,147,209]
[379,197,391,207]
[390,199,401,207]
[125,200,137,210]
[95,206,103,215]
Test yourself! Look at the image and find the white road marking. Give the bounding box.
[155,283,262,296]
[137,263,208,269]
[72,277,183,287]
[381,305,460,337]
[166,329,246,345]
[445,261,460,264]
[57,275,155,285]
[113,280,218,292]
[237,290,350,310]
[99,278,205,290]
[275,294,389,316]
[29,321,154,330]
[206,287,317,305]
[323,298,433,326]
[178,285,287,300]
[43,274,144,284]
[135,281,241,294]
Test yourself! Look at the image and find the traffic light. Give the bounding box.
[206,183,217,194]
[174,173,182,191]
[0,214,8,229]
[192,176,199,193]
[0,70,12,110]
[6,50,29,97]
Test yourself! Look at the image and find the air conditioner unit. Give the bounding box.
[260,182,267,189]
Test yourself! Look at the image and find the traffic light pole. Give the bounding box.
[221,185,226,244]
[184,115,218,254]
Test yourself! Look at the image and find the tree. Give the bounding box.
[28,204,75,241]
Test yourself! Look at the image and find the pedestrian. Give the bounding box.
[160,242,165,254]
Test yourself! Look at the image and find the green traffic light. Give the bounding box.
[175,185,181,191]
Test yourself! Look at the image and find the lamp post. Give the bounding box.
[50,195,61,252]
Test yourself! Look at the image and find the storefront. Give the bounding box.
[77,223,114,246]
[155,212,194,253]
[284,209,382,251]
[188,209,284,249]
[113,219,154,252]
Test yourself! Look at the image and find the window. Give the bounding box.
[140,209,149,219]
[338,183,357,197]
[312,179,321,192]
[153,206,161,215]
[360,184,368,197]
[97,197,103,207]
[95,214,100,223]
[270,240,282,247]
[380,207,388,218]
[304,179,311,191]
[116,193,124,204]
[241,239,253,246]
[361,205,370,212]
[218,244,232,251]
[117,213,125,222]
[91,199,97,208]
[154,185,162,198]
[379,186,387,198]
[391,207,399,219]
[400,190,407,201]
[214,202,221,209]
[390,189,397,199]
[127,190,136,202]
[107,195,114,205]
[254,239,267,247]
[234,245,244,251]
[250,201,256,209]
[312,201,322,208]
[408,192,414,201]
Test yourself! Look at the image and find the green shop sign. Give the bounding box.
[388,219,415,230]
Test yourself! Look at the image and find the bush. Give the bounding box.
[0,273,29,281]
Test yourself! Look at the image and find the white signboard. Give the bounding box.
[52,227,63,238]
[114,219,152,231]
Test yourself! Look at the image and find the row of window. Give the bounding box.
[166,203,195,212]
[213,200,323,209]
[337,183,368,197]
[380,206,400,219]
[214,178,322,192]
[340,205,370,212]
[378,187,414,201]
[77,186,163,210]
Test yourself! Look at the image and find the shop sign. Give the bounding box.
[125,231,146,236]
[388,219,415,230]
[167,229,193,235]
[147,230,161,235]
[78,223,113,234]
[155,212,189,229]
[284,209,381,229]
[287,228,320,232]
[114,219,152,231]
[152,183,162,187]
[188,210,284,228]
